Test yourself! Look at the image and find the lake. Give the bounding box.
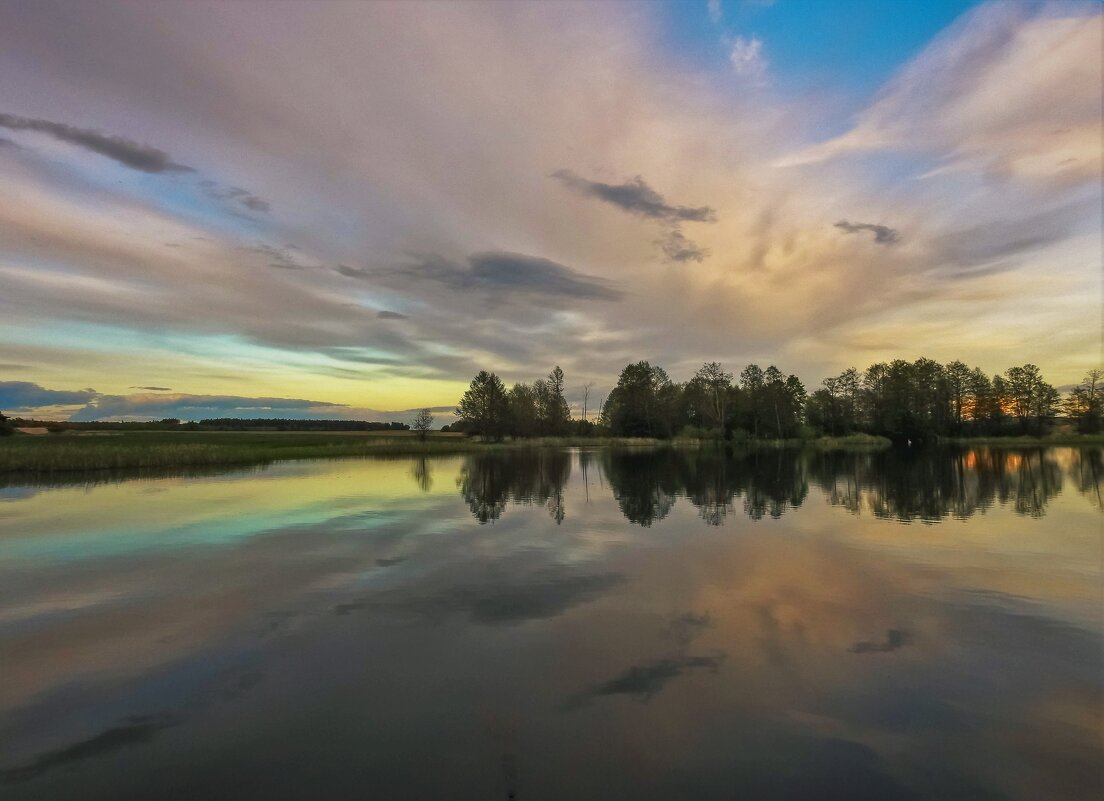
[0,446,1101,800]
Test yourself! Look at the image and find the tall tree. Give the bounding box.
[944,360,973,430]
[507,382,540,437]
[1064,369,1102,433]
[604,361,677,438]
[739,364,766,437]
[689,361,732,434]
[1003,364,1059,434]
[542,365,571,435]
[456,371,509,439]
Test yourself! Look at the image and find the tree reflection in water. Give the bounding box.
[456,450,571,524]
[451,446,1102,525]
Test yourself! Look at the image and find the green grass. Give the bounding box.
[0,431,678,475]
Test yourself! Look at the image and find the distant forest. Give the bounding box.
[450,361,1102,442]
[0,416,409,435]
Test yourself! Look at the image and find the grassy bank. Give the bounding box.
[6,429,1094,476]
[0,431,676,474]
[744,433,893,450]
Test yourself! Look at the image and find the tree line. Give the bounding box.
[453,361,1102,442]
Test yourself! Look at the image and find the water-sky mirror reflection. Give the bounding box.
[0,447,1100,800]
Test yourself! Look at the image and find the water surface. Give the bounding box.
[1,446,1101,800]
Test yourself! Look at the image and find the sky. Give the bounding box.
[0,0,1100,422]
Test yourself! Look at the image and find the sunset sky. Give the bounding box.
[0,0,1100,421]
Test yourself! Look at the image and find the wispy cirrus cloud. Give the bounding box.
[776,2,1102,184]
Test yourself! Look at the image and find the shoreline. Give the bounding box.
[0,430,1099,477]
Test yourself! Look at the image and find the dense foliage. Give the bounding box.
[456,360,1096,442]
[454,366,576,440]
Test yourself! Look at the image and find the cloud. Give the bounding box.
[346,251,622,301]
[849,628,912,654]
[69,392,348,422]
[0,379,454,423]
[0,381,97,410]
[551,169,716,223]
[335,570,624,625]
[552,170,716,263]
[656,229,711,263]
[930,198,1091,273]
[244,243,308,270]
[776,3,1102,183]
[198,180,270,214]
[1,714,179,784]
[669,611,713,646]
[563,651,726,708]
[0,112,192,173]
[0,0,1097,397]
[707,0,723,24]
[834,220,901,245]
[729,35,767,84]
[376,310,409,320]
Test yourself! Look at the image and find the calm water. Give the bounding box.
[0,447,1101,801]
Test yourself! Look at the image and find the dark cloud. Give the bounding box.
[563,651,726,708]
[0,363,31,371]
[1,713,179,784]
[551,169,717,223]
[457,572,623,624]
[130,386,172,391]
[669,611,713,646]
[656,229,710,263]
[377,310,409,320]
[849,629,911,654]
[934,199,1090,271]
[834,220,901,245]
[199,179,270,214]
[336,264,371,279]
[343,251,622,301]
[334,570,623,625]
[0,381,97,409]
[245,243,305,270]
[0,136,19,149]
[0,112,193,173]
